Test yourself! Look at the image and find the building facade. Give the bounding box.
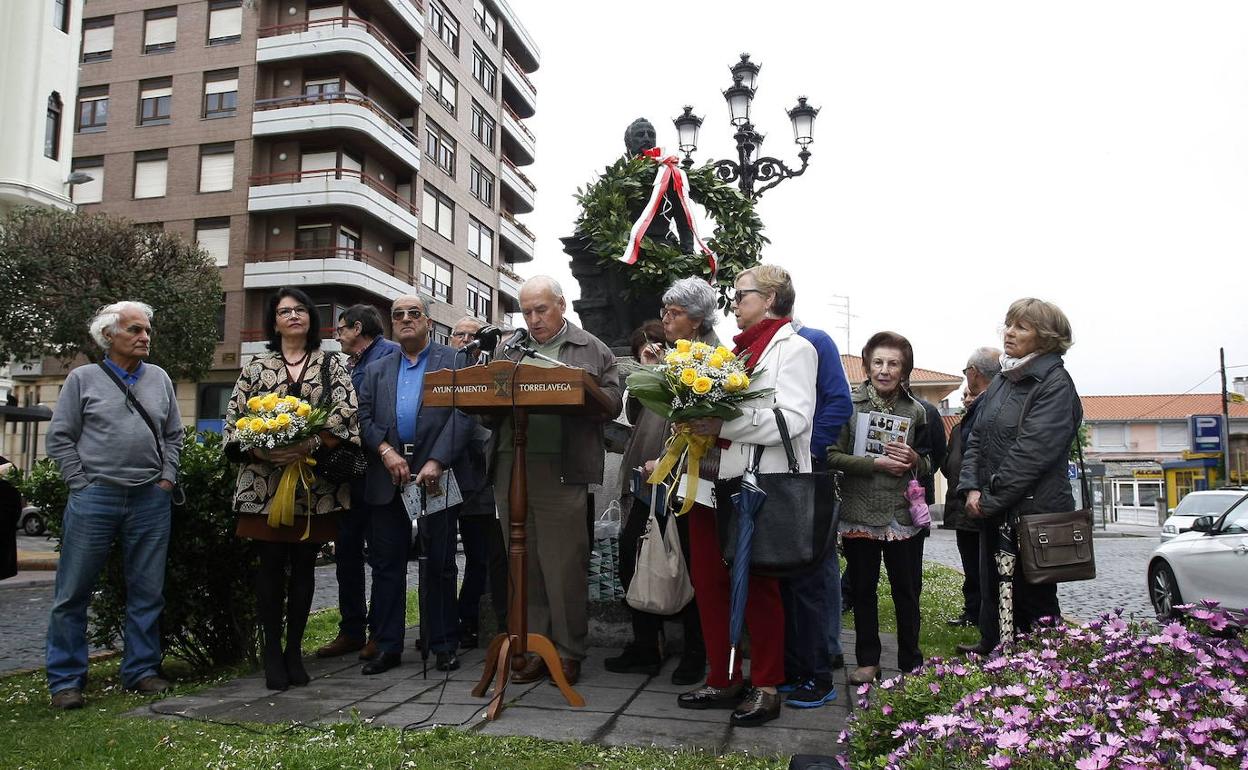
[10,0,538,451]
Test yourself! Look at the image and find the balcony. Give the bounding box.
[257,18,422,106]
[253,94,421,172]
[501,104,535,166]
[498,210,535,263]
[243,247,418,302]
[381,0,426,38]
[497,264,522,312]
[248,168,421,240]
[499,156,535,214]
[501,51,535,118]
[493,0,540,73]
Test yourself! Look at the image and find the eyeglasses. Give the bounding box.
[450,331,475,340]
[334,325,351,337]
[962,366,975,376]
[391,308,424,321]
[729,289,764,304]
[659,307,687,320]
[276,307,309,319]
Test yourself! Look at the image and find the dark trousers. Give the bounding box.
[334,501,372,641]
[955,528,981,620]
[782,555,833,682]
[370,496,460,655]
[457,485,508,632]
[414,503,461,655]
[976,519,1060,647]
[842,534,924,672]
[617,497,704,659]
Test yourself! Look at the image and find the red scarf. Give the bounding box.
[733,317,791,372]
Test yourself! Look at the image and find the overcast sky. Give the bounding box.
[507,0,1247,397]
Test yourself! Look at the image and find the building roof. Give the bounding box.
[840,355,963,386]
[1080,393,1248,421]
[942,414,961,440]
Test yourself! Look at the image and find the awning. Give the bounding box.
[0,405,53,422]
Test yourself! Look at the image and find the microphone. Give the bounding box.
[502,328,529,353]
[464,324,503,354]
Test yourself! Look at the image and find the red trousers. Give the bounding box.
[687,503,785,688]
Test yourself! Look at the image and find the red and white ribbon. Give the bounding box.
[618,147,717,274]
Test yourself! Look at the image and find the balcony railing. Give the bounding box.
[502,156,536,191]
[254,93,417,146]
[248,168,419,217]
[503,103,535,141]
[503,51,537,95]
[500,210,535,241]
[258,18,421,81]
[498,263,522,283]
[246,246,414,285]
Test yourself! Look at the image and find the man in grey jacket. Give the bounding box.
[45,301,183,709]
[496,276,623,686]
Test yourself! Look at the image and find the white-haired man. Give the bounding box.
[495,276,623,686]
[45,301,183,709]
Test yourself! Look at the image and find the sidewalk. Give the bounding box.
[139,629,901,757]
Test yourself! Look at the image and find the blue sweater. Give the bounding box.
[795,325,853,460]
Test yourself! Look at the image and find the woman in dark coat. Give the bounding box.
[957,298,1082,653]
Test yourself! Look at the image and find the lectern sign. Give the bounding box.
[424,359,606,412]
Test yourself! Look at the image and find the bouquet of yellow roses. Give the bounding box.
[234,393,329,535]
[625,339,773,513]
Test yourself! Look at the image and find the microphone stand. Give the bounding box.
[505,342,565,368]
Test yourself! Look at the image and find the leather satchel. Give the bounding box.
[714,408,840,578]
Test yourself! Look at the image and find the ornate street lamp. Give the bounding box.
[672,53,818,199]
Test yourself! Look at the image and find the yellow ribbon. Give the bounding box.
[268,457,318,540]
[647,427,715,516]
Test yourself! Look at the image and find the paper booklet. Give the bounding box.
[401,469,463,520]
[853,410,912,458]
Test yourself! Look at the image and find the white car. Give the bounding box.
[1159,488,1246,542]
[1148,490,1248,621]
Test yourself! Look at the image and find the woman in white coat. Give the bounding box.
[673,265,818,727]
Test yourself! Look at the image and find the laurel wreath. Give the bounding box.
[573,155,767,305]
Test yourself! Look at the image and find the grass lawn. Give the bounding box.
[1,562,972,769]
[843,558,982,657]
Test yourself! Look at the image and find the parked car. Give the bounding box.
[1159,488,1247,542]
[1148,489,1248,622]
[18,505,46,536]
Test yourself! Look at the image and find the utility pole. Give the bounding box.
[828,295,858,354]
[1222,347,1232,484]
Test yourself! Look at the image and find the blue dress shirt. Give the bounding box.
[104,356,145,387]
[395,345,431,445]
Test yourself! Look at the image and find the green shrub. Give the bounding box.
[32,429,259,669]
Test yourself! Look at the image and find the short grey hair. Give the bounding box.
[661,277,718,334]
[89,301,154,350]
[968,346,1002,378]
[522,275,564,298]
[393,293,435,314]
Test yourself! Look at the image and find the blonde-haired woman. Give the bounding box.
[957,297,1081,653]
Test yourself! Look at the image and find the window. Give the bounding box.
[198,382,233,433]
[199,143,234,193]
[71,157,104,204]
[82,16,114,62]
[139,78,173,126]
[1159,422,1188,450]
[44,93,62,160]
[469,160,494,206]
[300,149,339,178]
[204,70,239,118]
[296,223,333,254]
[468,217,493,265]
[424,121,456,176]
[427,1,459,54]
[471,101,495,150]
[207,1,242,45]
[1093,423,1127,451]
[133,150,169,199]
[472,45,497,96]
[144,8,178,54]
[427,58,457,115]
[432,322,452,346]
[195,219,231,266]
[420,255,452,303]
[304,76,341,100]
[53,0,70,32]
[76,87,109,133]
[473,0,498,45]
[337,225,361,254]
[466,276,492,321]
[422,184,455,241]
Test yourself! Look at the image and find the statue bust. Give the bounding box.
[624,117,694,254]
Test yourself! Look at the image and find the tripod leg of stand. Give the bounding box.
[528,633,585,707]
[472,632,508,697]
[484,634,515,721]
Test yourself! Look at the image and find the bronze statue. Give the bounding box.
[624,117,695,255]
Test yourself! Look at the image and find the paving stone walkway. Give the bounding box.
[139,630,901,758]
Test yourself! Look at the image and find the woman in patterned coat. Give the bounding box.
[223,286,359,691]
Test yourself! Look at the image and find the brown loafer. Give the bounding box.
[51,688,84,710]
[511,656,548,684]
[357,638,379,661]
[848,666,881,684]
[130,675,172,695]
[731,687,781,726]
[548,658,581,687]
[315,633,366,659]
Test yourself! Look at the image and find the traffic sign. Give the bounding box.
[1189,414,1225,454]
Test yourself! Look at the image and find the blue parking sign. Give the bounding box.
[1189,414,1224,453]
[1067,462,1078,480]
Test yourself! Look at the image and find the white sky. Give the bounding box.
[508,0,1248,396]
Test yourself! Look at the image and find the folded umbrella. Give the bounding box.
[726,465,767,677]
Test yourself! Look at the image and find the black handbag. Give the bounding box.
[310,355,366,484]
[714,408,841,578]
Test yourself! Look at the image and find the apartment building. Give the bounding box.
[39,0,538,434]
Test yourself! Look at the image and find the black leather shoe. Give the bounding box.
[947,615,977,627]
[435,651,460,672]
[670,654,706,686]
[361,652,402,675]
[677,682,744,710]
[731,687,781,726]
[604,644,661,676]
[831,654,845,670]
[956,642,993,656]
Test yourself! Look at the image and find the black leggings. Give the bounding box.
[254,541,320,653]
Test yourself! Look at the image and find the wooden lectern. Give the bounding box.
[423,359,616,720]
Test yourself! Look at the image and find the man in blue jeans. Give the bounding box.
[45,301,184,710]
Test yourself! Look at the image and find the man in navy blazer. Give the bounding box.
[356,294,477,675]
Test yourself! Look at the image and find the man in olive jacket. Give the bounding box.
[492,276,623,686]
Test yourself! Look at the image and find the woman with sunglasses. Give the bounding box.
[222,286,359,691]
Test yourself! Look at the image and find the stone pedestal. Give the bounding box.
[563,234,661,356]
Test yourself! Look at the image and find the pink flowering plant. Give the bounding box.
[838,602,1248,769]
